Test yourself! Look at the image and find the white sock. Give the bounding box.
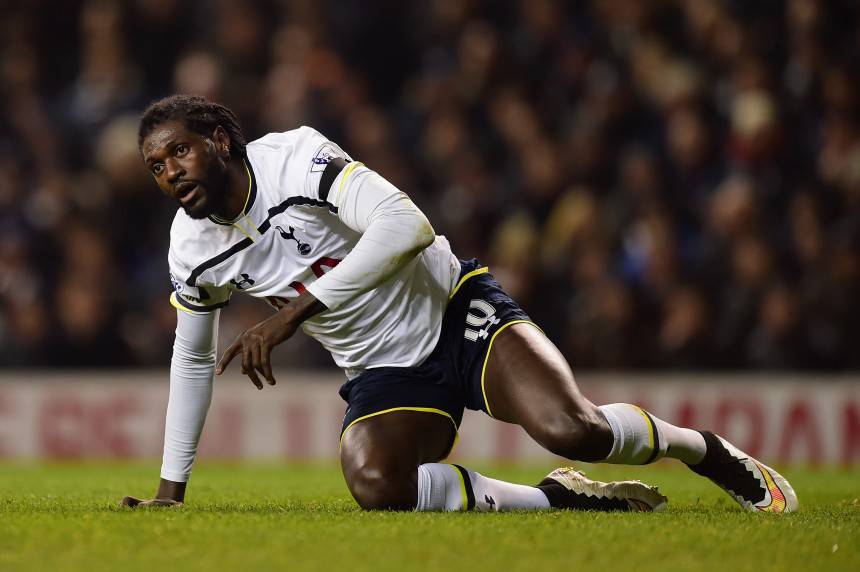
[416,463,550,511]
[598,403,706,465]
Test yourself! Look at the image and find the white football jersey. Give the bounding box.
[168,127,460,375]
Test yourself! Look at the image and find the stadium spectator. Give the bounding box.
[1,0,858,370]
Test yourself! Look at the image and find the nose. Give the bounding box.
[165,157,185,186]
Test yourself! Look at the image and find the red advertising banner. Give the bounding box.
[0,372,857,464]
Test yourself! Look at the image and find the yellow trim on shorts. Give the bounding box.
[449,267,489,300]
[634,405,655,453]
[479,320,544,418]
[450,463,469,511]
[339,406,459,450]
[333,161,365,206]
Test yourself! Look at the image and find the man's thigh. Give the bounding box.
[340,410,456,509]
[483,322,598,425]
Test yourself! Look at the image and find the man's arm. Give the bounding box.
[121,309,218,507]
[306,165,436,311]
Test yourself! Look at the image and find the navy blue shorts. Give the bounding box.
[339,259,536,439]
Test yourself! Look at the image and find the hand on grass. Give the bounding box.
[120,478,186,508]
[120,496,183,508]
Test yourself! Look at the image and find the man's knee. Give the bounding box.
[530,408,612,462]
[345,461,417,511]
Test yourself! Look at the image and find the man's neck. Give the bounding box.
[214,157,251,222]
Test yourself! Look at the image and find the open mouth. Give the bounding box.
[176,182,199,206]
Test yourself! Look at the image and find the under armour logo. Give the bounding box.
[464,299,500,341]
[484,495,496,509]
[275,225,312,255]
[230,273,256,290]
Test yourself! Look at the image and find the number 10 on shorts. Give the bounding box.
[464,299,500,341]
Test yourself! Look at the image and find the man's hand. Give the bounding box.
[215,292,326,389]
[120,496,182,507]
[120,478,186,508]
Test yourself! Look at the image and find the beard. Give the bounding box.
[182,205,209,219]
[180,161,230,219]
[181,190,216,219]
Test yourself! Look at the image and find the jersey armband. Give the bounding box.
[319,157,350,202]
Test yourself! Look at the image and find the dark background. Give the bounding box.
[1,0,858,370]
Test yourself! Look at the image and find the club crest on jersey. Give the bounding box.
[230,273,256,290]
[275,225,312,255]
[310,143,344,173]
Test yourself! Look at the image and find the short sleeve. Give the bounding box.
[169,276,231,314]
[168,252,231,315]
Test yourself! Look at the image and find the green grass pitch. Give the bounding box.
[1,462,857,572]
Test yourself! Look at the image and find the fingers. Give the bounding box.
[251,342,275,386]
[119,497,183,508]
[242,343,264,390]
[260,345,276,386]
[142,499,183,507]
[216,327,280,389]
[120,496,141,507]
[215,339,241,375]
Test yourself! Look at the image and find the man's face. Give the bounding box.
[141,120,229,219]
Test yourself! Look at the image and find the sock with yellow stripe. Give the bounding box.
[598,403,706,465]
[416,463,550,511]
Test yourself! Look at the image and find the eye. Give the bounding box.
[176,144,189,157]
[151,163,164,176]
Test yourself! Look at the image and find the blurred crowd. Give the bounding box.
[1,0,859,370]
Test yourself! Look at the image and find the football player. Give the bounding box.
[122,95,796,514]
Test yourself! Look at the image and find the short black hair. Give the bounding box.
[138,94,247,158]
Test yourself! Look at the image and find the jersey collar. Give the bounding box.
[209,157,258,226]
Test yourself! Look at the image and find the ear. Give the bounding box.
[213,126,231,158]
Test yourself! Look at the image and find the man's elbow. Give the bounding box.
[413,216,435,251]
